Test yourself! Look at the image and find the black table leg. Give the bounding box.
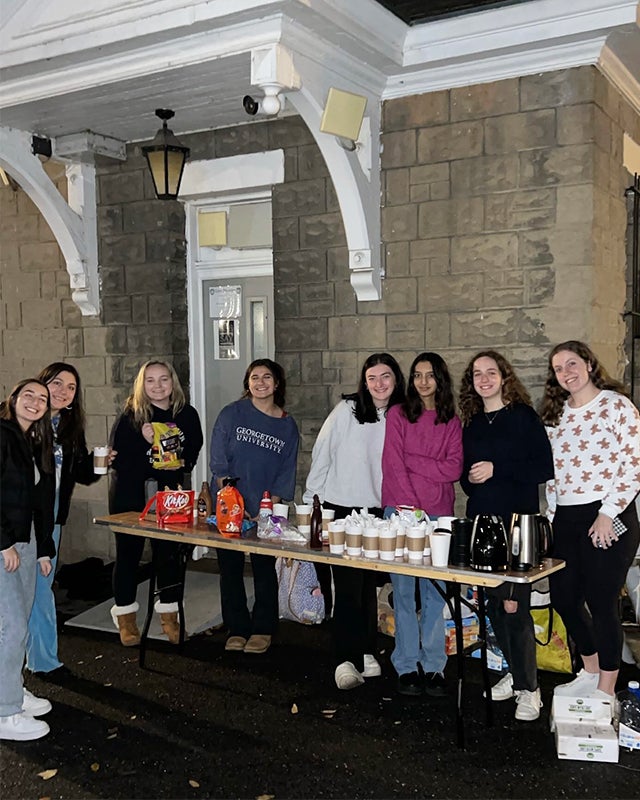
[477,585,494,727]
[139,555,157,669]
[452,587,466,749]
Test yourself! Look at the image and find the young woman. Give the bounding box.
[460,351,553,721]
[541,341,640,698]
[382,352,463,697]
[110,361,203,646]
[304,353,406,689]
[0,379,55,741]
[26,363,107,675]
[210,359,299,655]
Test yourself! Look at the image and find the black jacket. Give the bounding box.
[0,418,55,558]
[57,431,101,525]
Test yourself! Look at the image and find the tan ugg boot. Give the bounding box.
[155,601,182,644]
[110,603,141,647]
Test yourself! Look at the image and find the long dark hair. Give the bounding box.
[459,350,532,426]
[343,353,406,424]
[242,359,287,408]
[403,352,455,425]
[37,362,86,451]
[540,340,629,426]
[0,378,53,472]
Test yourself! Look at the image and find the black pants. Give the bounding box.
[550,500,640,671]
[113,532,182,606]
[486,582,537,691]
[216,549,278,639]
[323,502,383,671]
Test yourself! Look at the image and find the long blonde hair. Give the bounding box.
[124,360,186,428]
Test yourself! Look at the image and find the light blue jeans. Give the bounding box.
[385,507,447,676]
[26,517,62,674]
[0,537,37,716]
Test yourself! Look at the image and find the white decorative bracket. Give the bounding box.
[0,126,125,316]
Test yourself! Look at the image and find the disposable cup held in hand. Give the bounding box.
[406,527,426,563]
[430,531,452,567]
[378,529,397,562]
[273,503,289,518]
[93,445,109,475]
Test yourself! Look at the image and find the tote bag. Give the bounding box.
[531,584,573,674]
[276,558,325,625]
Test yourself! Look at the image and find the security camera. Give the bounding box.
[243,95,259,116]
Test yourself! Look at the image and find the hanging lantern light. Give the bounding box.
[142,109,190,200]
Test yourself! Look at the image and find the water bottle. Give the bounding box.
[615,680,640,750]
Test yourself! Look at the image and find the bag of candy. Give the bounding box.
[216,478,245,537]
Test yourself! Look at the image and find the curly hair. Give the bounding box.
[539,340,628,426]
[459,350,532,426]
[241,359,287,408]
[37,362,86,451]
[403,352,455,425]
[0,378,53,472]
[343,353,406,424]
[124,360,186,429]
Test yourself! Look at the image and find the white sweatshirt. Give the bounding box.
[303,399,386,509]
[546,389,640,520]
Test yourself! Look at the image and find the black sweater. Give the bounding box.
[57,431,101,526]
[0,418,55,558]
[461,403,554,525]
[109,403,203,513]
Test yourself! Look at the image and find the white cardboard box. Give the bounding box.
[618,721,640,750]
[555,722,619,763]
[550,695,613,731]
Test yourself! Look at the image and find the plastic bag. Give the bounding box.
[276,558,324,625]
[531,605,573,673]
[258,514,307,543]
[150,422,183,470]
[216,481,245,536]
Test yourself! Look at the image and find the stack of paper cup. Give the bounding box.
[328,520,346,554]
[362,526,379,559]
[378,527,397,561]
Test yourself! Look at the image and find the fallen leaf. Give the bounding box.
[322,708,337,714]
[95,655,103,660]
[130,715,137,720]
[90,763,100,772]
[290,703,298,714]
[38,796,52,800]
[37,770,57,781]
[256,795,275,800]
[394,720,401,725]
[107,734,117,740]
[104,683,112,687]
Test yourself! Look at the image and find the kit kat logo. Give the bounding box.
[162,492,190,511]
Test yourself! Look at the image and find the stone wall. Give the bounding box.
[1,65,638,559]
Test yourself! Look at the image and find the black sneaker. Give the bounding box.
[397,671,423,696]
[423,671,447,697]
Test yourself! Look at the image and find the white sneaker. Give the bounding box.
[484,672,514,701]
[23,688,52,717]
[0,712,49,741]
[335,661,365,690]
[363,654,382,678]
[553,669,599,697]
[589,688,614,701]
[515,688,542,721]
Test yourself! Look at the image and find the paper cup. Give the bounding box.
[395,530,406,558]
[345,526,362,557]
[93,445,109,475]
[321,508,335,544]
[406,526,426,563]
[378,529,397,561]
[362,526,379,559]
[436,516,455,532]
[295,504,311,527]
[431,531,452,567]
[328,521,346,554]
[273,503,289,518]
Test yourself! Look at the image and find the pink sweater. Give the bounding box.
[381,404,463,517]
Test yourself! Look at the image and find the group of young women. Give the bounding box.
[2,340,638,741]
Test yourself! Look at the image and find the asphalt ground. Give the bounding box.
[2,567,640,800]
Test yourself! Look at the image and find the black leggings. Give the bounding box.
[113,532,182,606]
[549,500,640,671]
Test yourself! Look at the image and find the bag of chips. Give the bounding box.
[216,479,245,537]
[150,422,183,470]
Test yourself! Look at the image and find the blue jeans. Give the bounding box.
[384,507,447,676]
[26,514,63,673]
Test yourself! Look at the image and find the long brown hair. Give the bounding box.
[241,359,287,408]
[37,362,86,451]
[343,353,406,424]
[540,340,629,426]
[0,378,53,472]
[459,350,532,426]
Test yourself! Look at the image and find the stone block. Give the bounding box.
[146,231,185,263]
[297,145,329,180]
[99,171,144,205]
[425,312,451,348]
[29,329,67,363]
[284,148,298,182]
[326,179,340,213]
[556,185,594,226]
[5,302,22,329]
[71,356,106,386]
[100,233,146,267]
[418,197,484,238]
[383,91,449,131]
[67,328,84,357]
[385,168,410,206]
[526,267,556,305]
[267,115,315,149]
[374,277,418,314]
[0,186,17,216]
[519,144,594,187]
[273,179,326,218]
[451,233,518,273]
[275,249,327,284]
[300,351,323,385]
[451,80,519,120]
[122,201,170,234]
[131,295,149,324]
[276,318,328,352]
[520,66,595,110]
[323,350,359,376]
[381,130,417,169]
[37,217,57,243]
[19,242,60,271]
[483,282,525,308]
[418,122,483,163]
[418,272,483,312]
[485,189,556,231]
[451,154,518,195]
[273,217,299,251]
[99,265,125,296]
[21,299,61,329]
[557,104,595,146]
[97,205,123,237]
[386,314,426,351]
[335,281,357,316]
[147,293,174,324]
[61,298,83,328]
[2,272,39,301]
[328,316,386,350]
[327,248,349,282]
[17,191,38,215]
[0,243,19,271]
[485,110,556,155]
[126,324,176,355]
[410,237,450,261]
[215,124,270,157]
[451,308,547,346]
[299,213,345,249]
[519,227,592,267]
[274,285,299,318]
[382,204,418,242]
[594,72,621,121]
[102,296,132,325]
[384,242,410,277]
